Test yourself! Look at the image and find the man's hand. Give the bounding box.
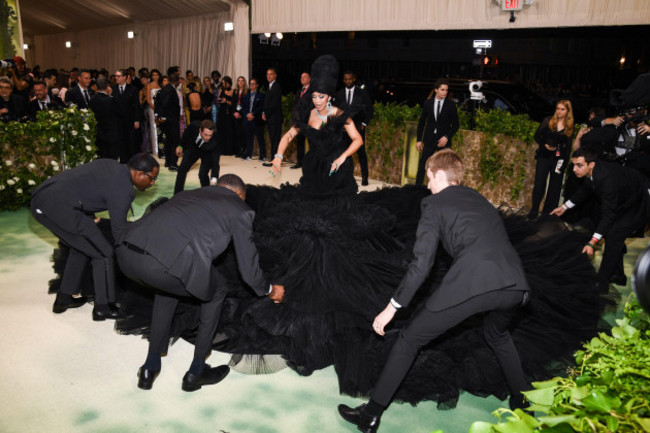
[416,141,423,153]
[637,123,650,136]
[604,116,624,127]
[373,303,397,336]
[247,113,254,121]
[134,121,140,130]
[437,136,448,148]
[544,143,557,151]
[550,206,566,216]
[582,244,595,256]
[268,285,285,303]
[176,146,183,158]
[262,113,267,122]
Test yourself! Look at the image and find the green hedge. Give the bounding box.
[0,107,97,211]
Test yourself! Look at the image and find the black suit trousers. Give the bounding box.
[267,121,282,157]
[243,121,265,158]
[173,146,220,195]
[371,290,527,406]
[295,133,306,165]
[116,246,227,361]
[415,139,449,185]
[30,205,116,304]
[161,118,180,167]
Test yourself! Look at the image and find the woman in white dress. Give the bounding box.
[145,69,162,157]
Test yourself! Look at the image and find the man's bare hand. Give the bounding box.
[550,206,566,216]
[269,284,285,303]
[373,303,397,336]
[416,141,423,153]
[437,136,448,148]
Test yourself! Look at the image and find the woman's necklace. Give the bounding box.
[315,105,332,126]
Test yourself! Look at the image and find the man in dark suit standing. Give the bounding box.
[112,69,143,163]
[290,72,311,169]
[64,69,94,109]
[414,78,459,185]
[262,68,283,166]
[339,150,530,433]
[242,77,266,160]
[30,153,159,320]
[551,147,650,292]
[89,77,121,159]
[29,80,64,120]
[116,174,285,391]
[335,70,374,185]
[173,119,220,194]
[155,67,181,171]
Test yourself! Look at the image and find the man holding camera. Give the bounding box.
[2,56,33,101]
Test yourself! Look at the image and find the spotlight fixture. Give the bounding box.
[264,32,271,38]
[275,32,283,40]
[270,34,281,46]
[259,34,269,45]
[127,31,134,39]
[65,41,72,48]
[23,43,28,50]
[224,22,234,31]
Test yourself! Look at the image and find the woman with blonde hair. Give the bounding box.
[232,76,248,157]
[528,99,574,218]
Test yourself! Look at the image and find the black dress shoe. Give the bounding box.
[52,295,87,314]
[338,404,381,433]
[290,164,302,169]
[168,165,179,172]
[610,273,627,286]
[182,365,230,392]
[92,303,126,321]
[361,177,369,186]
[137,367,160,390]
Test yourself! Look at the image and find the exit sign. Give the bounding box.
[502,0,523,10]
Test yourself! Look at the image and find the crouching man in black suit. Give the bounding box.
[116,174,285,391]
[338,150,530,432]
[551,147,650,292]
[173,119,221,195]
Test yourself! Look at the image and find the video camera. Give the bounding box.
[610,72,650,125]
[0,58,16,70]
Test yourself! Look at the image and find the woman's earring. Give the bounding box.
[327,100,332,109]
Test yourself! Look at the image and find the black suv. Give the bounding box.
[384,79,553,122]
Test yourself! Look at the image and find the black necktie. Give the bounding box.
[120,86,124,95]
[436,100,442,120]
[197,137,204,148]
[347,89,351,105]
[83,89,90,105]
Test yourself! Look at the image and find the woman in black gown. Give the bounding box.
[54,56,602,409]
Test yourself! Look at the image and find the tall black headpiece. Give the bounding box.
[310,55,339,96]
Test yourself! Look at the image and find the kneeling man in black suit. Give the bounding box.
[116,174,284,391]
[173,119,221,194]
[339,149,530,432]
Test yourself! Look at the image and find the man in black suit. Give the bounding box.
[30,153,159,320]
[335,71,374,185]
[116,174,285,391]
[339,150,530,433]
[551,147,650,291]
[64,69,94,109]
[173,119,220,194]
[414,78,460,185]
[262,68,283,166]
[155,66,181,171]
[89,77,121,159]
[29,80,64,120]
[290,72,311,169]
[112,69,143,163]
[242,77,266,160]
[0,77,28,122]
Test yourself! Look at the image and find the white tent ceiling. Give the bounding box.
[18,0,236,37]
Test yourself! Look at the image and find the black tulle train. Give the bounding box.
[50,183,603,408]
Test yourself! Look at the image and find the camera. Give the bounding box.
[0,58,16,70]
[469,80,484,101]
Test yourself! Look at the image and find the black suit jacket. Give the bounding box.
[28,96,64,120]
[111,83,142,123]
[242,90,265,125]
[417,97,460,148]
[65,85,94,109]
[0,94,28,122]
[569,160,650,237]
[30,159,135,241]
[393,185,529,312]
[335,85,373,130]
[155,84,180,120]
[118,187,269,302]
[181,121,219,152]
[89,92,121,143]
[262,81,283,124]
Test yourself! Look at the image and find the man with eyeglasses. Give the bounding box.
[30,153,159,321]
[0,76,28,122]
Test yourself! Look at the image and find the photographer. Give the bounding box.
[3,56,33,101]
[0,77,28,123]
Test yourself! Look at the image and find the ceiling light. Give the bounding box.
[224,22,234,31]
[65,41,71,48]
[127,31,134,39]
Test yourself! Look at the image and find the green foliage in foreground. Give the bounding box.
[469,298,650,433]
